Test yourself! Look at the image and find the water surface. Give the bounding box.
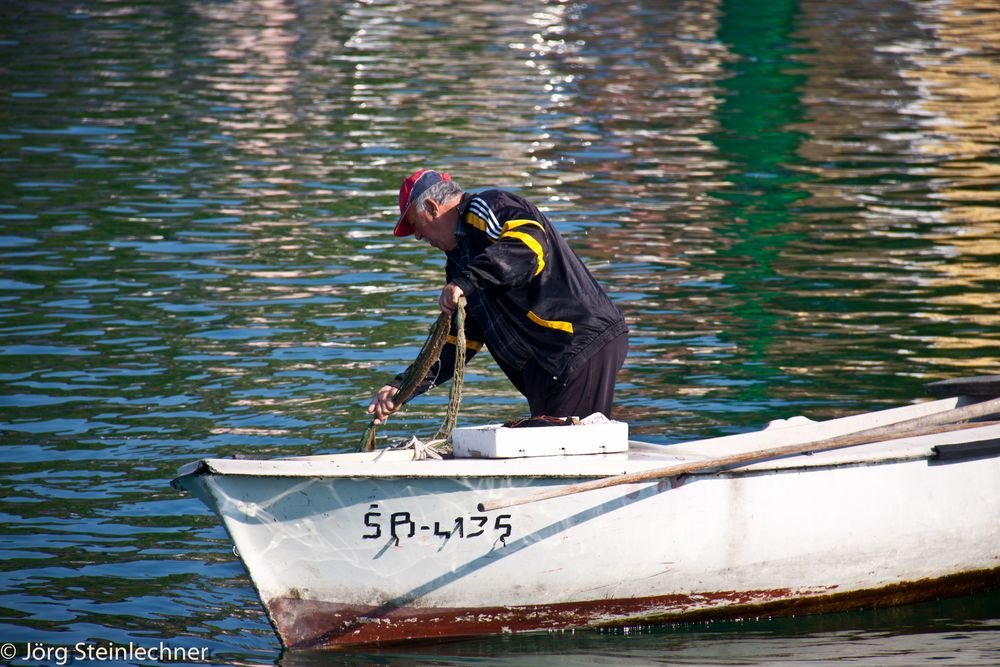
[1,0,998,664]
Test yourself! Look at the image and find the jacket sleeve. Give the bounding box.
[450,219,549,297]
[388,309,485,398]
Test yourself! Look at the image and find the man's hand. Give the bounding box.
[439,283,465,314]
[367,385,399,424]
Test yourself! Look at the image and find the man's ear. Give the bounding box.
[425,198,441,217]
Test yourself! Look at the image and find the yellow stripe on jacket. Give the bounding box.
[527,310,574,334]
[466,212,489,234]
[499,220,546,276]
[447,335,483,351]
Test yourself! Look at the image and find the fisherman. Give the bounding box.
[367,169,628,424]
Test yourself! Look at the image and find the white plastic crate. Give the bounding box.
[452,418,629,458]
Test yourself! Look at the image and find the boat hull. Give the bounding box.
[177,442,1000,648]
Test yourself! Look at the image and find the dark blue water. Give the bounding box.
[2,0,998,664]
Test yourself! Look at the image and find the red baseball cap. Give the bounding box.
[394,169,452,237]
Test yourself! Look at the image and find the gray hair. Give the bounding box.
[412,178,463,214]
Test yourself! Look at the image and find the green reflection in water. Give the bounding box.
[708,0,810,409]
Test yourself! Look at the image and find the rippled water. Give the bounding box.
[2,0,999,664]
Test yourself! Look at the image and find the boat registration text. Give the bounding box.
[362,503,513,544]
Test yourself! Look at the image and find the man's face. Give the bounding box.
[409,199,458,251]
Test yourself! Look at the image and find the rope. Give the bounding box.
[359,297,467,452]
[435,297,466,441]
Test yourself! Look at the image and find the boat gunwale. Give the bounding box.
[172,397,1000,484]
[172,424,1000,484]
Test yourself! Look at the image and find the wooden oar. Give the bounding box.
[476,396,1000,513]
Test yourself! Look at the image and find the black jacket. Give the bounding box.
[392,189,627,395]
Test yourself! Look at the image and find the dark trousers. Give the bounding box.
[506,331,628,419]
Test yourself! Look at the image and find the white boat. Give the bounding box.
[172,385,1000,649]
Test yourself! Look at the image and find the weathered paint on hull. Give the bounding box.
[268,567,1000,648]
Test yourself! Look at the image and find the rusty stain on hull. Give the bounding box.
[267,566,1000,649]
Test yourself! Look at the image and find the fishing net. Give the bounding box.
[358,297,467,452]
